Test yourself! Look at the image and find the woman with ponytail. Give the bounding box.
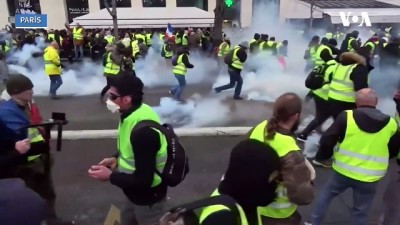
[248,92,315,225]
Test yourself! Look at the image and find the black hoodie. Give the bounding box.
[316,106,400,161]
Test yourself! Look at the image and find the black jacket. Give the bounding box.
[110,104,167,205]
[316,106,400,161]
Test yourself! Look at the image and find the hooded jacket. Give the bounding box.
[317,106,400,161]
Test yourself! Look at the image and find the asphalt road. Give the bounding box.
[52,137,395,225]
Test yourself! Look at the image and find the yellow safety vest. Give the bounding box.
[182,34,188,46]
[325,32,333,39]
[27,128,44,161]
[199,189,261,225]
[328,64,358,103]
[131,40,140,56]
[0,40,10,53]
[135,34,145,43]
[347,37,356,52]
[43,46,61,76]
[47,33,55,41]
[103,52,120,75]
[72,27,83,40]
[249,120,299,219]
[172,54,187,75]
[218,42,230,57]
[176,35,182,45]
[146,33,152,46]
[105,36,114,44]
[364,42,375,53]
[312,60,337,100]
[163,44,173,58]
[333,110,397,182]
[231,46,244,70]
[314,45,333,66]
[159,33,165,41]
[117,104,167,187]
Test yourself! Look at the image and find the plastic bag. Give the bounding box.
[303,132,321,158]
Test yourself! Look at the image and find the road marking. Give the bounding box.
[52,127,252,140]
[104,205,121,225]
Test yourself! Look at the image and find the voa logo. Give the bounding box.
[339,12,372,27]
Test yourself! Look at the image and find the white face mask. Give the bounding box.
[106,99,120,113]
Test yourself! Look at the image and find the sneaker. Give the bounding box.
[233,96,243,100]
[312,159,332,168]
[297,133,307,142]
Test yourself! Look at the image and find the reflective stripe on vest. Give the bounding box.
[231,46,243,70]
[218,42,230,57]
[73,27,83,40]
[199,189,260,225]
[103,52,120,75]
[312,60,337,100]
[314,45,333,66]
[28,128,44,161]
[249,120,298,218]
[172,54,187,75]
[117,104,168,187]
[328,64,357,103]
[332,110,396,182]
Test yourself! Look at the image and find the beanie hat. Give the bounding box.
[6,74,34,95]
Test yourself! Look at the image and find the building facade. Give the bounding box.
[0,0,253,29]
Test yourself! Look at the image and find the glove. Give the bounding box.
[304,158,316,180]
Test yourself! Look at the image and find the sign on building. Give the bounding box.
[15,14,47,28]
[13,0,41,14]
[66,0,89,23]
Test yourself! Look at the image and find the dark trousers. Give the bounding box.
[101,77,112,97]
[215,68,243,98]
[49,75,63,96]
[13,155,57,221]
[261,211,302,225]
[300,96,331,137]
[329,99,357,119]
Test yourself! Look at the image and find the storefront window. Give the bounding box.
[66,0,89,22]
[99,0,132,9]
[176,0,207,10]
[8,0,41,16]
[142,0,166,7]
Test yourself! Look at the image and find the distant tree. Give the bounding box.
[104,0,119,41]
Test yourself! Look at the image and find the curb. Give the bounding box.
[53,127,252,140]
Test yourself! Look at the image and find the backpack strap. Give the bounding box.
[169,195,240,223]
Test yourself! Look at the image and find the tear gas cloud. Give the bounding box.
[7,1,399,127]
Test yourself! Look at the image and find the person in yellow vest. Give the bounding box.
[104,30,115,44]
[161,38,174,67]
[64,22,85,60]
[217,37,231,66]
[249,33,261,54]
[311,38,338,67]
[258,34,269,52]
[100,43,126,99]
[345,30,360,52]
[304,36,320,72]
[0,75,74,225]
[214,42,249,100]
[131,37,140,59]
[47,29,56,42]
[311,88,400,225]
[146,31,153,47]
[181,30,189,49]
[297,51,338,142]
[43,42,63,100]
[195,140,281,225]
[248,93,314,225]
[89,72,168,225]
[327,49,372,120]
[170,47,194,102]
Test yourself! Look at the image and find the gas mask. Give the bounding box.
[106,99,120,113]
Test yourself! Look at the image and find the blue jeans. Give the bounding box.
[74,45,84,59]
[214,68,243,98]
[170,74,186,100]
[311,171,379,225]
[49,75,63,96]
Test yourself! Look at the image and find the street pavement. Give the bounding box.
[52,136,394,225]
[34,84,315,130]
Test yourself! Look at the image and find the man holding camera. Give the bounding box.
[0,75,72,225]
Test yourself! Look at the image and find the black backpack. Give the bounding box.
[132,120,189,187]
[305,64,331,90]
[224,48,235,65]
[163,195,241,225]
